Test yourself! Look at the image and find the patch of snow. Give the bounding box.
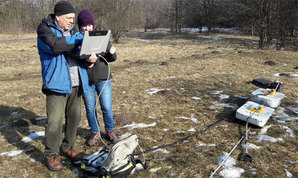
[0,150,23,156]
[145,88,171,95]
[209,102,236,110]
[135,163,145,171]
[175,114,199,124]
[173,131,185,134]
[151,155,173,161]
[196,141,216,147]
[166,76,176,79]
[287,106,298,114]
[181,27,240,33]
[285,160,298,164]
[152,146,171,154]
[284,169,293,177]
[139,39,151,43]
[212,90,223,95]
[169,172,177,177]
[162,128,169,132]
[217,152,245,178]
[255,134,283,143]
[214,27,240,33]
[181,28,203,32]
[219,94,230,100]
[273,107,298,122]
[273,72,298,77]
[148,116,156,119]
[188,128,196,132]
[122,91,126,94]
[117,133,133,140]
[192,96,201,100]
[211,90,230,100]
[279,125,295,137]
[122,122,156,129]
[149,167,162,173]
[180,88,185,91]
[130,163,146,174]
[11,111,18,116]
[21,131,45,143]
[217,152,236,168]
[247,143,261,149]
[259,125,273,134]
[220,167,245,178]
[165,166,172,169]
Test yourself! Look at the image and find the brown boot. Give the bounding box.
[88,132,100,146]
[63,149,84,161]
[106,130,117,143]
[46,154,62,171]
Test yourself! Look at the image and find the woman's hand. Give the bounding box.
[86,52,97,63]
[109,46,116,54]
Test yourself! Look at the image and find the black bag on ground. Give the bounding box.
[252,78,283,91]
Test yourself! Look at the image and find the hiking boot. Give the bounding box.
[63,149,84,161]
[46,154,62,171]
[106,130,117,143]
[88,132,100,146]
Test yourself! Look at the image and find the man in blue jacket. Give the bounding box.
[37,1,97,171]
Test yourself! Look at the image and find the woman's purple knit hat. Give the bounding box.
[77,9,94,27]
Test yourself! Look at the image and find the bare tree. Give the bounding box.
[202,0,217,33]
[233,0,298,49]
[140,0,161,32]
[103,0,132,43]
[184,0,204,31]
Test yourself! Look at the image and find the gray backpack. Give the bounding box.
[102,134,139,172]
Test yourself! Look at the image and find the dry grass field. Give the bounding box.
[0,29,297,178]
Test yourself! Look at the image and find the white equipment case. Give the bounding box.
[250,88,285,108]
[236,101,275,127]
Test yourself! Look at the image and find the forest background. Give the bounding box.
[0,0,297,49]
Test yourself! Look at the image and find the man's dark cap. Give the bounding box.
[54,1,75,16]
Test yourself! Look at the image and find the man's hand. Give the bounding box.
[86,52,97,63]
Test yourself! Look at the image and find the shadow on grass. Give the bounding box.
[0,105,45,163]
[0,105,93,174]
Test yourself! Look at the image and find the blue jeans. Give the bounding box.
[83,80,114,132]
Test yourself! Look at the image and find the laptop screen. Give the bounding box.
[79,30,111,59]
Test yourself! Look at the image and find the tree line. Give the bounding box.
[0,0,297,49]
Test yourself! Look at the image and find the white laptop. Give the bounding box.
[79,30,111,59]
